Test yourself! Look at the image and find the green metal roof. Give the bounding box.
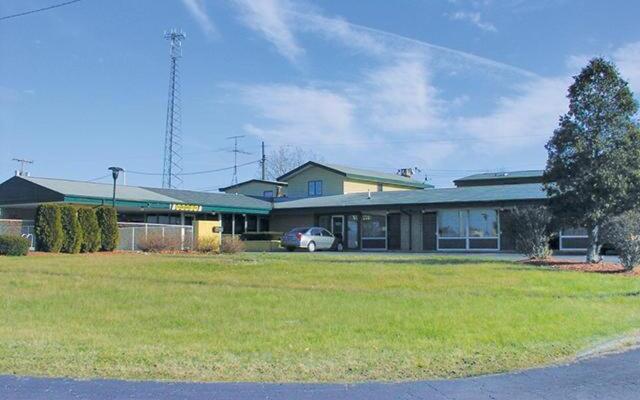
[274,183,547,210]
[146,187,272,213]
[455,170,544,182]
[277,161,432,189]
[219,179,288,192]
[20,177,178,203]
[6,176,272,214]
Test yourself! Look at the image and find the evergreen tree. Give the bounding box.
[60,205,83,254]
[78,208,101,253]
[543,58,640,262]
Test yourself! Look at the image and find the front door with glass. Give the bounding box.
[331,216,344,246]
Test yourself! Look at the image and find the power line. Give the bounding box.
[127,159,260,177]
[0,0,83,21]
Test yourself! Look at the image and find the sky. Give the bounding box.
[1,0,639,190]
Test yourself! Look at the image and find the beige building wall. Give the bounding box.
[382,184,414,192]
[269,213,315,233]
[284,167,344,198]
[224,181,282,197]
[343,180,379,194]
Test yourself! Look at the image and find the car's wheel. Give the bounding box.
[286,246,296,252]
[307,241,316,252]
[336,242,344,252]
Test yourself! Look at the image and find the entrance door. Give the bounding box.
[388,213,401,250]
[331,216,344,246]
[346,215,359,249]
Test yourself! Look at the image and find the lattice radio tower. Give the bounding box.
[162,29,186,189]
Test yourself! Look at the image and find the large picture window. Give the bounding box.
[308,180,323,196]
[468,209,498,237]
[437,209,499,250]
[362,213,386,250]
[438,210,467,238]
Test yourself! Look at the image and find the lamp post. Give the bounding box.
[108,167,124,208]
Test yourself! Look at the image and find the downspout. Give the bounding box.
[401,210,412,252]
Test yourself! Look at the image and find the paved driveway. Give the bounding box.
[1,348,638,400]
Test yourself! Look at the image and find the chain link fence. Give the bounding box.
[117,222,194,251]
[0,219,36,250]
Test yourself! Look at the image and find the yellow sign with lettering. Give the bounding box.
[170,204,202,212]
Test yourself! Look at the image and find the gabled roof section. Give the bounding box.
[454,170,544,187]
[274,183,546,210]
[219,179,288,192]
[277,161,432,189]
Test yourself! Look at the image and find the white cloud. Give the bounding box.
[364,55,444,132]
[181,0,217,37]
[239,85,356,144]
[449,11,497,32]
[613,41,640,94]
[232,0,304,63]
[456,77,569,151]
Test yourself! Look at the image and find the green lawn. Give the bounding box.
[0,252,639,382]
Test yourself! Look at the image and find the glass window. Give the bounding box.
[263,190,274,198]
[362,214,386,238]
[318,215,331,230]
[562,227,588,237]
[438,210,466,238]
[308,180,323,196]
[468,209,498,238]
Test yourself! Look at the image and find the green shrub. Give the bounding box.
[0,235,30,256]
[603,210,640,271]
[96,206,119,251]
[507,206,553,259]
[78,208,101,253]
[240,231,284,241]
[60,205,83,254]
[34,204,64,252]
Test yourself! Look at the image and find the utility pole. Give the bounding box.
[226,135,251,184]
[261,141,266,180]
[12,158,33,176]
[162,29,186,189]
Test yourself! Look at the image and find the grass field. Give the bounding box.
[0,252,639,383]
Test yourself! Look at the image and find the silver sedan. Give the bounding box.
[281,227,341,252]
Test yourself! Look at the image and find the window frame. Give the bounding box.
[307,180,323,197]
[436,209,500,251]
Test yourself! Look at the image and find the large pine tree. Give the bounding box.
[544,58,640,262]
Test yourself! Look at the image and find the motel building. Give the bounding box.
[0,161,589,252]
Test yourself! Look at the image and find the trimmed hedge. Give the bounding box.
[240,231,284,241]
[78,208,101,253]
[35,204,64,252]
[0,235,30,256]
[96,206,119,251]
[60,205,83,254]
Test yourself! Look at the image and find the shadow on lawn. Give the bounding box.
[306,256,516,267]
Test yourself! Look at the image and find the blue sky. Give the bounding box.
[1,0,639,189]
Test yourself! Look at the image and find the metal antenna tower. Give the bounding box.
[12,158,33,176]
[226,135,251,184]
[162,29,186,189]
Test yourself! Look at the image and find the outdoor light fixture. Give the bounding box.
[108,167,124,208]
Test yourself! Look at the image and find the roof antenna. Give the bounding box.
[12,158,33,177]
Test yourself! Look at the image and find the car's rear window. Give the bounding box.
[288,228,309,234]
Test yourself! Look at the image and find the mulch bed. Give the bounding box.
[522,258,639,276]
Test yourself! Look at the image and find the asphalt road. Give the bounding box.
[1,348,639,400]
